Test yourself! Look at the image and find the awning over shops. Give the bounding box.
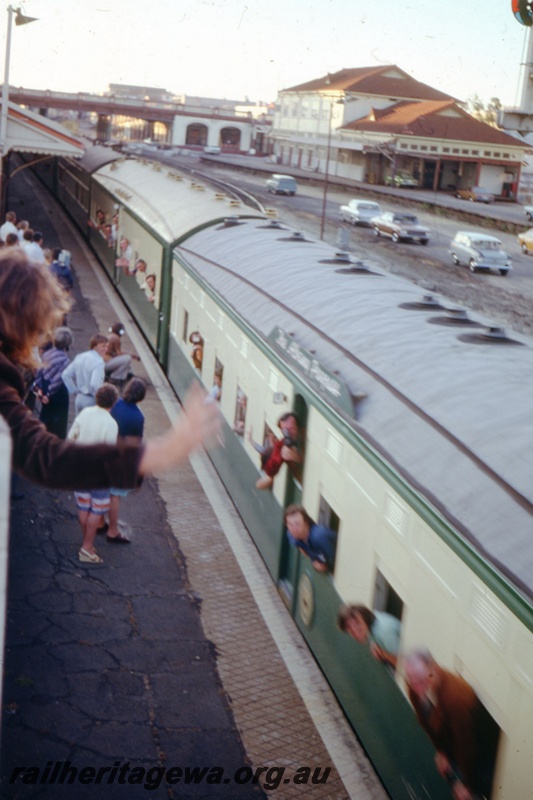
[2,101,84,158]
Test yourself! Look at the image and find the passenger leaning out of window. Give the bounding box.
[255,411,302,490]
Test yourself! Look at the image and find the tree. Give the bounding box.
[466,95,502,127]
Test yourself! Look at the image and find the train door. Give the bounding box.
[277,395,307,609]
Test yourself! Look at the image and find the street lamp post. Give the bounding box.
[319,98,334,241]
[0,5,37,215]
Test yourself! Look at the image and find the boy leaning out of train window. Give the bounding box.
[283,504,337,573]
[337,605,401,669]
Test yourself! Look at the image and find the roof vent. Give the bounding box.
[215,192,226,200]
[420,293,440,306]
[229,199,241,207]
[289,231,308,242]
[334,262,381,276]
[428,307,481,328]
[334,251,351,262]
[399,293,444,311]
[445,307,469,321]
[277,231,312,243]
[265,208,278,218]
[457,326,523,346]
[223,215,241,227]
[257,219,285,230]
[483,326,507,339]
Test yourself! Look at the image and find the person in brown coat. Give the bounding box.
[404,649,496,800]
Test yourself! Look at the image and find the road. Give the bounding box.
[146,148,533,335]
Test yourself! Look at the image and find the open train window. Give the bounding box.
[233,387,247,437]
[209,358,223,402]
[373,570,403,621]
[317,495,339,574]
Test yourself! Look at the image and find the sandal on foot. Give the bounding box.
[106,533,131,544]
[79,548,103,563]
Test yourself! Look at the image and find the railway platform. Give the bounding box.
[0,174,388,800]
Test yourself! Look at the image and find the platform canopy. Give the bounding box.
[1,101,84,158]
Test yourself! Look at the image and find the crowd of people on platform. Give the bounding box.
[1,236,220,565]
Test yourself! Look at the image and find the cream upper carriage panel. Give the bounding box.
[175,218,533,607]
[92,158,263,244]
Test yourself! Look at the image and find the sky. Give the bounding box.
[2,0,530,108]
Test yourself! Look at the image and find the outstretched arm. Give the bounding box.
[139,383,221,475]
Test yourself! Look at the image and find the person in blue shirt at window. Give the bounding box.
[284,504,337,573]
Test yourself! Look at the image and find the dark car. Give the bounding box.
[373,212,431,244]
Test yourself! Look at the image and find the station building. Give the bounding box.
[269,65,531,198]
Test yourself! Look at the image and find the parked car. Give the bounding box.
[203,145,221,154]
[384,173,419,188]
[372,212,431,244]
[265,174,297,195]
[523,205,533,221]
[455,186,494,203]
[339,199,382,225]
[517,227,533,254]
[450,232,511,275]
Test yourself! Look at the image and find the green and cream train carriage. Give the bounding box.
[49,153,533,800]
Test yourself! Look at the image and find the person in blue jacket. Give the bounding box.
[284,504,337,573]
[106,377,147,543]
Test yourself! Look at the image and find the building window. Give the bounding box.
[493,152,501,157]
[452,148,460,154]
[443,147,450,153]
[462,149,469,154]
[411,145,418,150]
[472,150,479,155]
[484,151,491,156]
[503,153,509,158]
[420,145,428,151]
[430,146,438,152]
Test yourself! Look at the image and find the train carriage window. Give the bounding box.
[182,310,189,343]
[374,570,403,622]
[233,387,247,437]
[209,359,223,402]
[317,496,339,574]
[249,422,276,470]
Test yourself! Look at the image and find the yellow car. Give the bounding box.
[455,186,494,203]
[518,228,533,255]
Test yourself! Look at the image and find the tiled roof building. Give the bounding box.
[270,66,529,197]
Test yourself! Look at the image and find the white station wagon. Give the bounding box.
[339,199,381,226]
[450,232,512,275]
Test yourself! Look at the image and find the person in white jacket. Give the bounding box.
[68,383,119,564]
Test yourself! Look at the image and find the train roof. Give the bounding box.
[92,158,259,242]
[73,141,122,174]
[176,219,533,604]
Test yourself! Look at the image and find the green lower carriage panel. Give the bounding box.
[166,336,284,579]
[293,565,450,800]
[113,268,159,352]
